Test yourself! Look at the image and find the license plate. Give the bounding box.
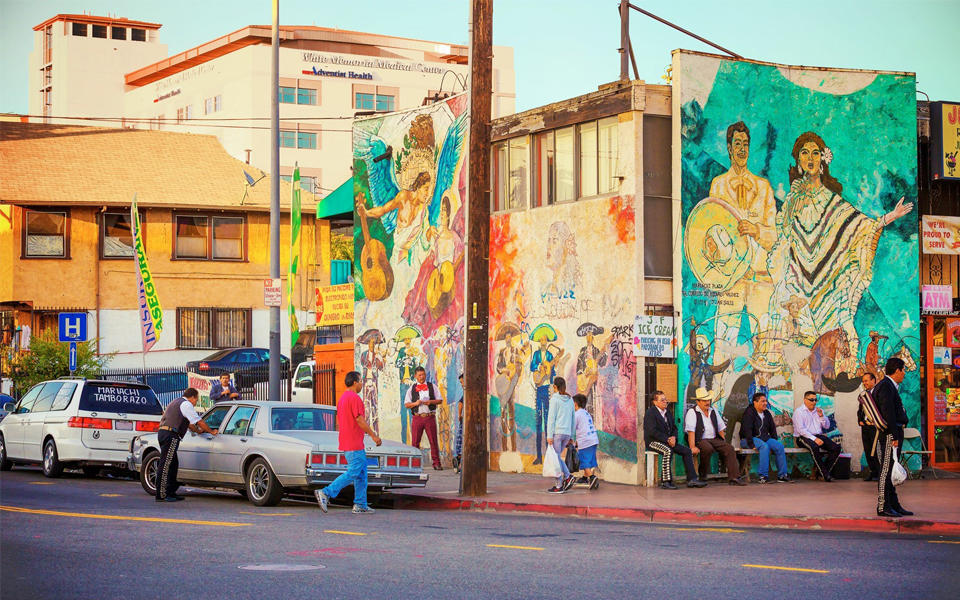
[366,457,379,467]
[114,420,133,431]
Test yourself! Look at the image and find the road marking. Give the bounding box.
[486,544,544,551]
[0,505,250,527]
[240,512,294,517]
[28,482,55,485]
[742,564,829,574]
[658,526,746,533]
[99,494,123,498]
[324,530,367,536]
[929,540,960,545]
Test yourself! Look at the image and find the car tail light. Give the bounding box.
[411,457,421,468]
[199,362,209,371]
[135,421,159,432]
[386,456,398,467]
[310,453,324,465]
[67,417,113,429]
[325,454,338,465]
[339,455,348,465]
[399,457,410,468]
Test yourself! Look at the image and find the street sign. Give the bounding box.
[68,342,77,372]
[264,278,282,307]
[58,312,88,342]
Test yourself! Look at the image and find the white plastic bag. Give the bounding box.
[892,448,907,486]
[542,446,562,478]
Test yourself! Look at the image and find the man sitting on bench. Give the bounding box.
[644,390,707,489]
[740,392,790,484]
[793,391,842,482]
[685,387,746,486]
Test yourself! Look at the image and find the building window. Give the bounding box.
[579,121,598,198]
[297,131,317,149]
[111,27,126,40]
[43,66,52,87]
[72,23,87,36]
[174,214,245,261]
[280,130,296,148]
[177,308,251,349]
[101,211,142,259]
[643,115,672,278]
[301,175,317,194]
[597,116,619,194]
[491,137,529,212]
[92,24,107,38]
[297,87,317,105]
[279,86,296,104]
[354,93,374,110]
[375,94,395,112]
[131,28,146,42]
[43,26,52,62]
[534,126,575,208]
[23,209,69,258]
[204,95,221,115]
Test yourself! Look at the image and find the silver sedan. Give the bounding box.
[128,401,428,506]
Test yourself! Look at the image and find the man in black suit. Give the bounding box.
[872,358,912,517]
[644,391,707,489]
[857,372,881,481]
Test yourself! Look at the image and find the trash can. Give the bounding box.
[833,452,852,480]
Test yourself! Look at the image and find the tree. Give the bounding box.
[330,233,354,262]
[10,330,113,393]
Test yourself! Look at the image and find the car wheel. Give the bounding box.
[245,457,283,507]
[0,434,12,471]
[81,466,101,478]
[42,439,63,478]
[139,452,160,495]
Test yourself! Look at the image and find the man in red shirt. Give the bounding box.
[315,371,382,514]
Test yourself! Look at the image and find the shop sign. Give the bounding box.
[922,285,954,314]
[931,101,960,181]
[633,315,676,358]
[301,66,373,81]
[933,346,951,365]
[947,388,960,422]
[921,216,960,255]
[315,284,354,326]
[949,318,960,348]
[301,51,445,75]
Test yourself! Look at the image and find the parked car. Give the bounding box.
[128,400,428,506]
[291,361,315,404]
[185,348,290,388]
[0,394,14,423]
[0,379,163,477]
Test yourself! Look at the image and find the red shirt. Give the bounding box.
[336,390,366,452]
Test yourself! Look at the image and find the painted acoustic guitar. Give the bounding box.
[532,347,564,387]
[426,253,465,319]
[358,203,394,302]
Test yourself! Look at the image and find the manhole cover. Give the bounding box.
[238,564,326,572]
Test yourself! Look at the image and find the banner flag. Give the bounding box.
[131,195,162,352]
[288,166,301,348]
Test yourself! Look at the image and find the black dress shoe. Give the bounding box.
[877,508,903,518]
[660,481,678,490]
[433,465,443,471]
[894,507,914,516]
[156,496,184,503]
[687,479,708,488]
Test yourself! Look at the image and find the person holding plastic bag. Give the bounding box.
[872,357,913,518]
[545,377,576,493]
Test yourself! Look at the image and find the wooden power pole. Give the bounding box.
[461,0,492,497]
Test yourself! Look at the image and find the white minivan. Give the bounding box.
[0,379,164,477]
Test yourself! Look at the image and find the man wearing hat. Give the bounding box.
[684,387,746,485]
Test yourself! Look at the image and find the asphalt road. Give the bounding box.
[2,466,959,600]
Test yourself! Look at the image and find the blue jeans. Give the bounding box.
[535,385,550,462]
[552,434,571,485]
[322,450,369,508]
[752,437,786,477]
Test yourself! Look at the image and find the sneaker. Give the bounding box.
[576,476,590,485]
[660,481,678,490]
[547,485,564,494]
[777,475,791,483]
[561,476,575,491]
[314,489,329,513]
[686,479,707,488]
[757,476,768,484]
[352,505,375,514]
[589,475,600,490]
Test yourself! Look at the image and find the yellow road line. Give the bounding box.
[929,540,960,545]
[99,494,123,498]
[240,512,294,517]
[0,505,250,527]
[742,564,828,574]
[28,482,55,485]
[324,530,367,536]
[487,544,544,551]
[658,527,746,533]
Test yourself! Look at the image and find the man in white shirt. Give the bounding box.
[684,387,745,485]
[404,367,443,470]
[792,391,842,481]
[155,388,218,502]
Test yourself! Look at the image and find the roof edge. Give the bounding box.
[34,14,162,32]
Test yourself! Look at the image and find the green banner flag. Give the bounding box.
[131,194,162,352]
[288,166,301,348]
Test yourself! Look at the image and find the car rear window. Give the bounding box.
[271,408,336,431]
[79,383,163,415]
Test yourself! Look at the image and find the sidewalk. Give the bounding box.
[388,470,960,536]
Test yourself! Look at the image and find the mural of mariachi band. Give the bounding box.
[674,51,920,466]
[352,95,468,462]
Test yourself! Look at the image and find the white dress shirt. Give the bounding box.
[792,403,829,440]
[684,407,725,439]
[405,383,435,415]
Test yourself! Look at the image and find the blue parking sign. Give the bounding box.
[58,312,88,342]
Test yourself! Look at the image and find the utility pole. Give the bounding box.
[461,0,492,497]
[619,0,629,80]
[268,0,281,402]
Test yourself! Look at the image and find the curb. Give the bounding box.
[389,495,960,536]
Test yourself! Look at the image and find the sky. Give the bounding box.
[0,0,956,115]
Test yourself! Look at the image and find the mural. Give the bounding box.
[353,96,468,461]
[674,51,920,469]
[487,195,641,483]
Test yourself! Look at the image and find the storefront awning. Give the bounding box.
[317,178,353,219]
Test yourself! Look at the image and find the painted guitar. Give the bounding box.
[357,193,394,301]
[532,346,564,387]
[426,253,465,318]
